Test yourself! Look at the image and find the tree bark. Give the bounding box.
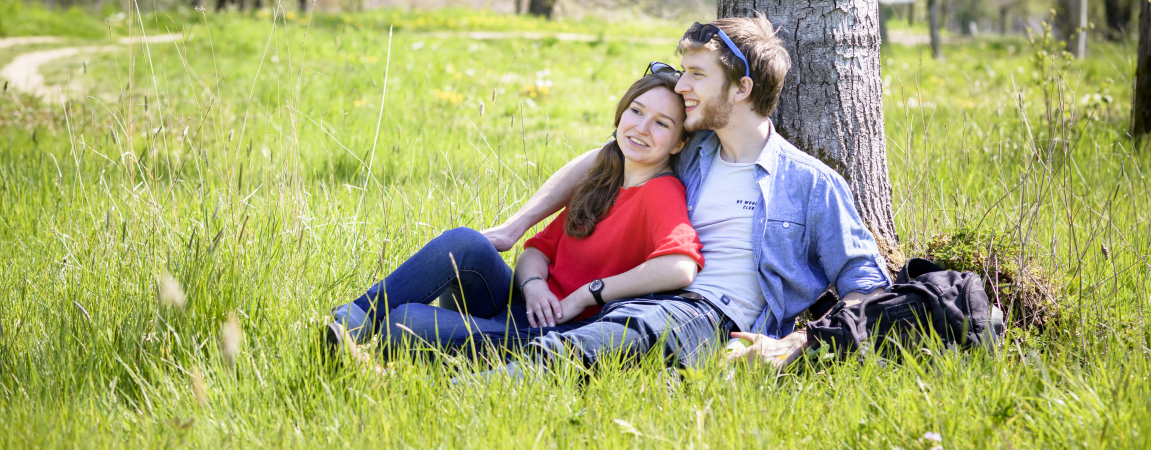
[527,0,554,19]
[1134,0,1151,142]
[717,0,905,273]
[928,0,943,59]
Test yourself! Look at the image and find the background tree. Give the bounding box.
[527,0,554,18]
[929,0,944,58]
[1134,0,1151,143]
[1103,0,1134,40]
[717,0,905,272]
[1070,0,1088,57]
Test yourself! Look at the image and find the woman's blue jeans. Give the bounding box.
[330,227,533,345]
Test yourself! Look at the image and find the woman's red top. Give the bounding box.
[524,175,704,321]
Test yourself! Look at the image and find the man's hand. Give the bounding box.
[524,281,562,328]
[481,224,521,252]
[727,330,808,369]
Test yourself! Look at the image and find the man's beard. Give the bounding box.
[685,91,733,132]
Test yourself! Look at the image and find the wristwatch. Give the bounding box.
[589,279,605,306]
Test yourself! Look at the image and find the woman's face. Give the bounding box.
[616,86,686,168]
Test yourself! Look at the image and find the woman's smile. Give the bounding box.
[615,86,686,166]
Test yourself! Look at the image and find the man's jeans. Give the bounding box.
[438,294,734,368]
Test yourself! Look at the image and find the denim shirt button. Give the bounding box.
[688,206,693,211]
[783,222,789,228]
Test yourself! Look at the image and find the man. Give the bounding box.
[478,14,891,369]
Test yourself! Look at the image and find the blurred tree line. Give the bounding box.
[10,0,1138,46]
[4,0,1147,140]
[877,0,1141,52]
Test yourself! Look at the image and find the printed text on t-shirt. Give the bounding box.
[736,199,758,211]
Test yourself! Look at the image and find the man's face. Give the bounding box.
[675,49,733,132]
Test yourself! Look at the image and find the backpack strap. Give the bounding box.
[807,288,841,320]
[895,258,946,283]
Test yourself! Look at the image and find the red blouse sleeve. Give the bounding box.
[523,209,568,263]
[638,177,705,268]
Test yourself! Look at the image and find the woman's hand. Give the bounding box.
[523,281,562,328]
[556,286,595,326]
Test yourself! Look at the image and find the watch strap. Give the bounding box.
[590,279,605,306]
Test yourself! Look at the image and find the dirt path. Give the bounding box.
[0,34,180,101]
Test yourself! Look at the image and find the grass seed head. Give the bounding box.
[191,367,208,407]
[220,313,243,368]
[159,273,187,310]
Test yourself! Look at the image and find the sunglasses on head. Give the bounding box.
[644,61,682,77]
[688,22,750,79]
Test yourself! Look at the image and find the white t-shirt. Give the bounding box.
[686,149,766,326]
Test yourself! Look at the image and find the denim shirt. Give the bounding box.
[675,125,892,337]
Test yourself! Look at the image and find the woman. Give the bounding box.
[327,64,701,357]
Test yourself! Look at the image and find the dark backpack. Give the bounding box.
[805,258,1005,358]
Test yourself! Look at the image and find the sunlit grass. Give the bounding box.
[1,6,1148,448]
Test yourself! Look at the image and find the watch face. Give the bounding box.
[590,279,604,291]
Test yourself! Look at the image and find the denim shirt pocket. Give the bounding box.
[763,218,807,273]
[764,218,805,241]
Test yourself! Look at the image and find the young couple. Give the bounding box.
[327,14,891,372]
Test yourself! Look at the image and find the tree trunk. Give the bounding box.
[1103,0,1133,41]
[527,0,554,19]
[717,0,905,273]
[1070,0,1089,58]
[879,4,889,46]
[1000,6,1009,34]
[907,2,914,26]
[928,0,943,59]
[1134,0,1151,143]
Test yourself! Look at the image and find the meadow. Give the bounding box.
[0,4,1149,447]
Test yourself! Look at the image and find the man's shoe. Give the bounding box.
[324,322,347,360]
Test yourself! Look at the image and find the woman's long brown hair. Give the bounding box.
[564,73,690,238]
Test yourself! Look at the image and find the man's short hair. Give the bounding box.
[676,13,791,117]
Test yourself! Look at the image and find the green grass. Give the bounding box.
[1,7,1149,448]
[0,1,110,38]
